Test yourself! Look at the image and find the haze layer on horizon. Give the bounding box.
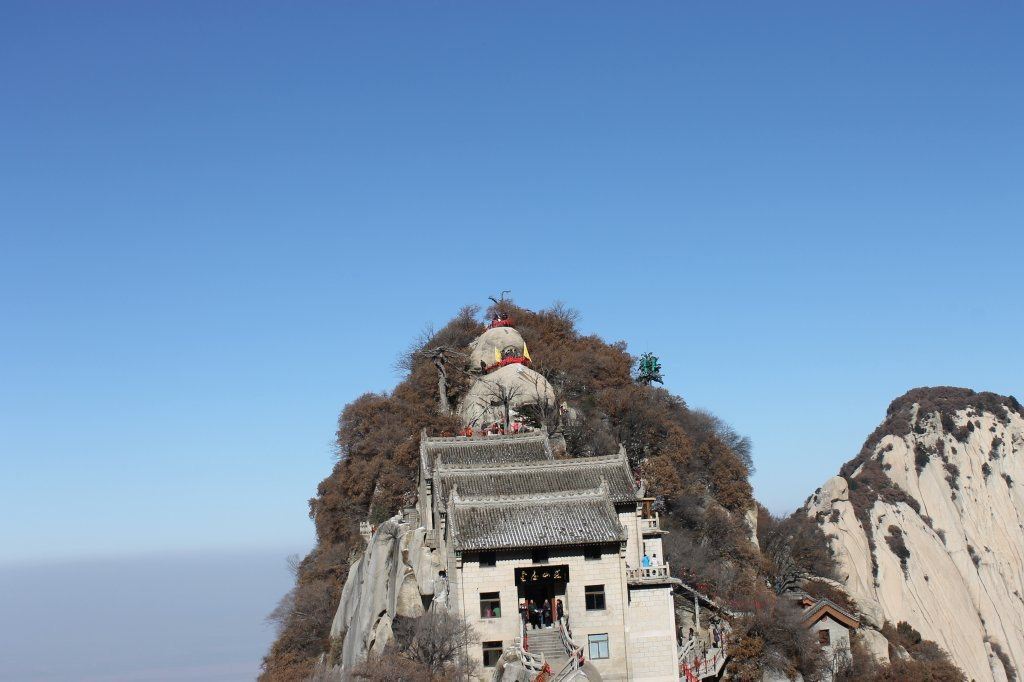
[0,549,300,682]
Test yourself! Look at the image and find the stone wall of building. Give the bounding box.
[625,584,679,681]
[454,546,631,680]
[620,510,639,564]
[809,613,852,680]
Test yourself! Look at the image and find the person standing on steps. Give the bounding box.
[555,598,564,624]
[529,600,541,629]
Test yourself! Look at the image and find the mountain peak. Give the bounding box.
[810,387,1024,682]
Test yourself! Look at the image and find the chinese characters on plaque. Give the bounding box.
[514,564,570,585]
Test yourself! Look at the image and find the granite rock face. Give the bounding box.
[459,362,557,428]
[469,326,527,371]
[807,394,1024,682]
[329,517,440,674]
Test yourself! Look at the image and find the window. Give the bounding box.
[585,585,606,611]
[532,548,549,563]
[584,546,602,561]
[588,633,610,660]
[818,629,831,645]
[482,641,503,667]
[479,551,496,567]
[480,592,501,619]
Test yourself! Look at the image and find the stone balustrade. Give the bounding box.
[639,513,662,533]
[626,563,672,583]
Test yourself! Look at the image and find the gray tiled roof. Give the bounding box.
[420,430,551,474]
[448,487,627,551]
[801,598,860,628]
[435,453,637,505]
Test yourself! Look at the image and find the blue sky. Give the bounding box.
[2,2,1022,565]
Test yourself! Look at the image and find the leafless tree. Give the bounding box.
[265,578,336,647]
[517,371,559,430]
[400,339,468,416]
[478,379,523,430]
[759,511,839,594]
[403,609,477,679]
[395,324,437,374]
[419,346,458,415]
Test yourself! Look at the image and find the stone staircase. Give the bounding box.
[524,627,569,668]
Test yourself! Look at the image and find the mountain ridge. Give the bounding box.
[806,386,1023,682]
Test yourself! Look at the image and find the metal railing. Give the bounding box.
[679,638,727,681]
[678,637,697,665]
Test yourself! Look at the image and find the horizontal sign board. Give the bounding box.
[514,564,569,585]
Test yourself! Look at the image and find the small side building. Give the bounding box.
[799,597,860,679]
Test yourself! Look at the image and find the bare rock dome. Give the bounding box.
[468,326,526,372]
[459,362,557,428]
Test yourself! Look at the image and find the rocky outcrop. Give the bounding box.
[469,326,528,371]
[329,516,441,673]
[460,362,557,428]
[806,388,1024,682]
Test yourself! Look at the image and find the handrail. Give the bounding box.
[517,615,546,672]
[626,564,671,581]
[491,617,547,681]
[551,615,585,681]
[678,637,697,664]
[679,640,727,680]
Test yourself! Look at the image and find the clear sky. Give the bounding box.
[2,2,1023,568]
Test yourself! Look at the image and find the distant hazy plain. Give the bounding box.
[0,549,302,681]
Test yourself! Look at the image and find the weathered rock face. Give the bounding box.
[806,389,1024,682]
[459,362,557,428]
[469,326,527,371]
[329,516,440,673]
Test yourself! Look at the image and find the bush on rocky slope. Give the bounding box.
[758,504,839,595]
[727,597,826,681]
[834,628,966,682]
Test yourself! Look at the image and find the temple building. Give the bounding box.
[413,313,682,681]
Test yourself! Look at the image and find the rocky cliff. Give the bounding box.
[328,515,439,673]
[806,388,1024,682]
